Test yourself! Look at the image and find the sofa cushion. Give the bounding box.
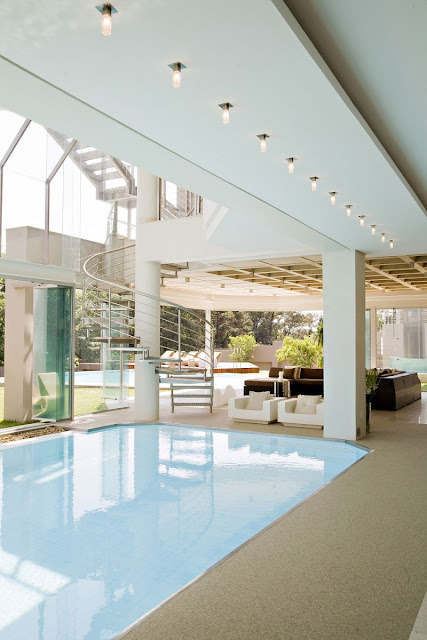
[300,368,323,379]
[295,395,322,415]
[282,367,296,379]
[269,367,283,378]
[286,365,301,379]
[247,391,271,410]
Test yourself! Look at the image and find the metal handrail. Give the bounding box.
[83,244,214,371]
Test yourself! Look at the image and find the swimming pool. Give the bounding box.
[0,424,368,639]
[73,370,253,390]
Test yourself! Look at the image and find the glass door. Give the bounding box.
[32,287,73,421]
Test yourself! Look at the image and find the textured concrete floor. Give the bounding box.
[68,395,427,640]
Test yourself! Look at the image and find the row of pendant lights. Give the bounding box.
[97,4,395,250]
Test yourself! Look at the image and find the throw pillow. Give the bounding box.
[294,395,322,415]
[247,391,270,410]
[293,365,302,379]
[283,368,295,379]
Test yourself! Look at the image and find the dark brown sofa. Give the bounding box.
[371,371,421,410]
[244,367,323,397]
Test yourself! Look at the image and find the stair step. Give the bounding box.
[172,402,212,407]
[91,337,140,344]
[173,393,212,404]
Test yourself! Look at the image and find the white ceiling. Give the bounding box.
[280,0,427,210]
[0,0,426,257]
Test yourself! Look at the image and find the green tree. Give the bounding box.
[248,311,276,344]
[74,289,101,364]
[276,335,323,368]
[160,305,205,353]
[228,334,257,362]
[275,311,319,340]
[212,311,252,348]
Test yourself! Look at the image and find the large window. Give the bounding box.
[377,308,427,373]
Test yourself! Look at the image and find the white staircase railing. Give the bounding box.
[82,244,215,411]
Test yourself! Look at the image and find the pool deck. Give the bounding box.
[65,395,427,640]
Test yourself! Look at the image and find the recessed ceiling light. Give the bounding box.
[219,102,233,125]
[96,3,117,36]
[329,191,337,205]
[345,204,352,216]
[256,134,269,152]
[309,176,319,192]
[168,62,186,88]
[286,157,296,174]
[359,215,366,226]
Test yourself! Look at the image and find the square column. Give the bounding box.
[134,169,161,421]
[4,282,34,421]
[323,250,366,440]
[370,308,378,368]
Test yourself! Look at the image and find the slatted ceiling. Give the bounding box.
[165,254,427,296]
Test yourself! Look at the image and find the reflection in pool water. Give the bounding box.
[0,425,367,639]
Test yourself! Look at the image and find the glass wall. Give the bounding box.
[32,287,73,421]
[377,308,427,373]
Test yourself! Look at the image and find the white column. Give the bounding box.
[370,307,377,368]
[323,250,366,440]
[134,169,161,421]
[4,282,34,421]
[205,309,212,374]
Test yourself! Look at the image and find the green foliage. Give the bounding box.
[228,334,257,362]
[275,311,320,341]
[276,335,323,368]
[212,311,253,348]
[314,320,323,347]
[366,368,380,397]
[74,289,101,364]
[248,311,276,344]
[160,306,206,353]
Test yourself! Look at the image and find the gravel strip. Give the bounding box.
[0,426,66,443]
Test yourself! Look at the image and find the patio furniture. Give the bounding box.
[244,367,323,397]
[228,392,282,424]
[371,371,421,410]
[278,396,324,429]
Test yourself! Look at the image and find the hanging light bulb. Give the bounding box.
[389,239,394,249]
[168,62,186,88]
[96,3,117,36]
[381,232,386,243]
[359,215,366,226]
[345,205,352,217]
[309,176,319,192]
[371,225,377,235]
[286,157,296,174]
[257,134,269,152]
[219,102,233,124]
[329,191,337,205]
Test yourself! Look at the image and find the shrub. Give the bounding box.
[276,335,323,368]
[228,334,257,362]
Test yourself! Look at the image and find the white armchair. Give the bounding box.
[228,393,282,424]
[278,397,324,429]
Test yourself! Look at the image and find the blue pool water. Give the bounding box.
[0,424,367,639]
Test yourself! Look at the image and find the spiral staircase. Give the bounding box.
[82,243,215,412]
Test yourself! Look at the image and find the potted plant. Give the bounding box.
[365,368,380,432]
